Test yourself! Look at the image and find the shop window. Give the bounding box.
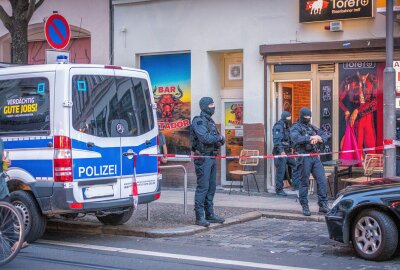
[274,64,311,73]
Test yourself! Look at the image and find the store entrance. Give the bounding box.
[275,81,311,124]
[274,80,311,189]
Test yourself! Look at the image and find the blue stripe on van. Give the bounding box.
[3,136,157,181]
[4,139,52,149]
[12,160,53,178]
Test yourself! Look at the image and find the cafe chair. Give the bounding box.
[363,154,384,180]
[229,149,260,196]
[341,154,384,184]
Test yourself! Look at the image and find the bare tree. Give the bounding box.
[0,0,45,64]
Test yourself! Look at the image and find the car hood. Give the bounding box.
[339,177,400,196]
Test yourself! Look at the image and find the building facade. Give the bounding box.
[112,0,400,191]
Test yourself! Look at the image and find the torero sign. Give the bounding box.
[300,0,373,23]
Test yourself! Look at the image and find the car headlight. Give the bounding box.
[331,194,344,209]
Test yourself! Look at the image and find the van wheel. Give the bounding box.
[352,209,398,261]
[10,190,47,243]
[96,207,133,225]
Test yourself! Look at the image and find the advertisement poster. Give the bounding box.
[0,78,50,135]
[319,80,333,162]
[282,87,292,115]
[338,62,384,160]
[140,53,191,155]
[225,102,243,181]
[225,102,243,127]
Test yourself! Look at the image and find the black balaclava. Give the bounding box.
[281,111,291,126]
[300,107,311,124]
[199,97,215,116]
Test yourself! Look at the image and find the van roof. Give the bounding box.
[0,64,145,75]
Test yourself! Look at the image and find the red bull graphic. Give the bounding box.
[306,0,329,15]
[153,86,184,122]
[141,53,191,155]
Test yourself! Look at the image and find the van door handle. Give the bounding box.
[87,142,95,148]
[145,140,151,146]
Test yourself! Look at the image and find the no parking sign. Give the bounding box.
[44,14,71,50]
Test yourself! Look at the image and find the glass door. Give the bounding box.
[221,100,243,186]
[273,80,311,189]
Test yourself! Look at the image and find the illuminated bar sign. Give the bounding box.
[299,0,374,23]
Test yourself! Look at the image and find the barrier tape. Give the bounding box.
[126,140,400,160]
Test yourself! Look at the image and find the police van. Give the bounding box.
[0,64,160,242]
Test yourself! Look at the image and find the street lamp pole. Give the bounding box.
[384,0,396,177]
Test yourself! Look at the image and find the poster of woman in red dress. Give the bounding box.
[338,62,384,160]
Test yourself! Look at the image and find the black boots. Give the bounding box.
[301,202,330,216]
[196,217,210,227]
[276,190,288,196]
[195,212,225,226]
[302,204,311,216]
[206,214,225,224]
[319,202,330,214]
[195,212,210,227]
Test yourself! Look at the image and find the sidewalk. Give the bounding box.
[46,189,328,238]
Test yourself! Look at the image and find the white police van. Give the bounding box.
[0,64,160,242]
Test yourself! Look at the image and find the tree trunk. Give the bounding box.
[10,19,28,64]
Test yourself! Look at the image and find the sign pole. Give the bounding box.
[384,0,396,177]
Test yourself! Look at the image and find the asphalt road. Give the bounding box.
[4,218,400,270]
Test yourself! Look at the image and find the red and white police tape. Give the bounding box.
[134,139,400,160]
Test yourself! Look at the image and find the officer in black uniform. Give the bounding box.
[290,108,330,216]
[272,111,300,196]
[191,97,225,227]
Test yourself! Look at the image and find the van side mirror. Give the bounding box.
[110,119,130,137]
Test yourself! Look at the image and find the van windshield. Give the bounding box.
[72,75,154,137]
[0,77,50,135]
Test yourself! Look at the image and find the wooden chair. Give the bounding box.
[229,149,260,196]
[341,154,384,185]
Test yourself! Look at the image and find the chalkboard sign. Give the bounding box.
[320,80,333,162]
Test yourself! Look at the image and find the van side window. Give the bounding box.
[0,77,50,135]
[115,77,154,136]
[72,75,154,137]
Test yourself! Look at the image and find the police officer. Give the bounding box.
[273,112,300,196]
[290,108,330,216]
[191,97,225,227]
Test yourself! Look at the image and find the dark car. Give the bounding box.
[325,177,400,261]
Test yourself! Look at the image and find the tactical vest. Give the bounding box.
[190,116,218,155]
[295,123,320,153]
[273,121,291,153]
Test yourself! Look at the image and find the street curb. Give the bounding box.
[46,211,325,238]
[261,211,326,222]
[46,211,263,238]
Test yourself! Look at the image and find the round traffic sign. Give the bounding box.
[44,14,71,50]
